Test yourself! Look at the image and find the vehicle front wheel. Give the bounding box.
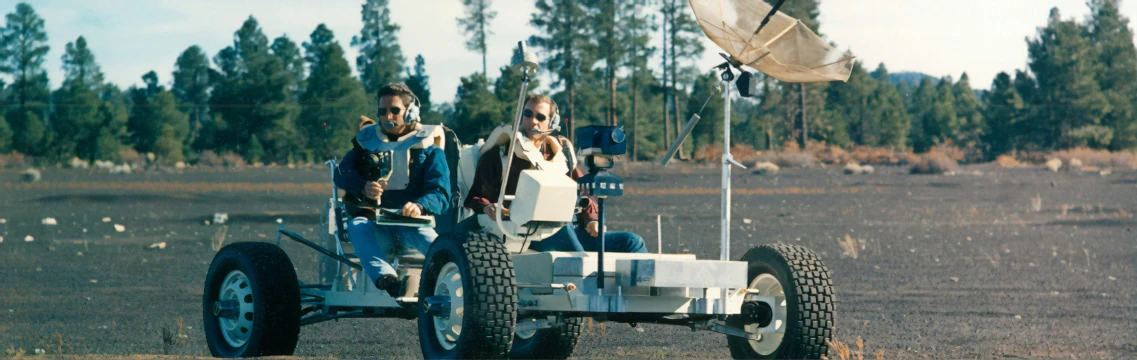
[202,242,301,358]
[417,233,516,359]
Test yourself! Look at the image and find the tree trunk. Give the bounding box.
[607,0,617,127]
[479,4,487,77]
[661,10,671,151]
[669,1,686,160]
[632,72,638,161]
[798,83,808,150]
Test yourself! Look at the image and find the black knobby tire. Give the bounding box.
[509,316,583,359]
[727,244,834,359]
[418,233,517,359]
[203,242,301,358]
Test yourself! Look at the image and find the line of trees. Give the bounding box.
[0,0,1133,167]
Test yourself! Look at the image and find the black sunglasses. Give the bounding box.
[377,107,403,116]
[522,109,548,122]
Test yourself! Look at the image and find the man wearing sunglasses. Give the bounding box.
[464,94,645,253]
[333,83,451,296]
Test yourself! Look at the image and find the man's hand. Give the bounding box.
[363,181,384,200]
[401,202,423,217]
[586,221,600,237]
[483,204,510,219]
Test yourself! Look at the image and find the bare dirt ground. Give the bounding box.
[1,164,1135,359]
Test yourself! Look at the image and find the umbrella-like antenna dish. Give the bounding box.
[689,0,854,83]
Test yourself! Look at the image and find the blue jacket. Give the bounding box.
[334,145,451,216]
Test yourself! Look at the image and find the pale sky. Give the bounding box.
[13,0,1137,104]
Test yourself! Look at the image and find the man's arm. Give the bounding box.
[333,148,366,198]
[411,147,451,215]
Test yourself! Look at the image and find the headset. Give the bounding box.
[380,88,421,129]
[528,101,562,136]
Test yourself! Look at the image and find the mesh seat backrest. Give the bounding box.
[435,126,474,235]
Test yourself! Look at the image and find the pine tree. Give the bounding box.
[621,0,656,160]
[1011,70,1044,148]
[908,77,937,152]
[871,64,910,148]
[172,45,214,149]
[353,0,405,94]
[661,0,704,154]
[952,73,985,148]
[755,74,786,150]
[0,112,10,153]
[271,35,305,100]
[1086,0,1137,149]
[687,71,724,157]
[457,0,495,77]
[94,84,130,161]
[928,78,959,147]
[1,3,51,155]
[298,23,369,160]
[406,55,439,124]
[1028,8,1110,149]
[210,16,301,163]
[774,0,824,149]
[450,73,500,144]
[1,2,50,107]
[51,36,105,161]
[128,71,190,162]
[530,0,594,142]
[827,61,874,146]
[983,72,1026,155]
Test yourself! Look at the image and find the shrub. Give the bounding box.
[198,150,224,167]
[221,152,246,168]
[909,150,959,174]
[0,152,31,169]
[995,154,1021,167]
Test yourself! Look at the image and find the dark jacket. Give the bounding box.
[335,144,451,218]
[464,139,598,227]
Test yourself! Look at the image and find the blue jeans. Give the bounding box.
[551,222,648,253]
[347,217,437,284]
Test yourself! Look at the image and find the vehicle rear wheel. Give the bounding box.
[203,242,301,358]
[417,233,516,359]
[509,316,583,359]
[727,244,834,359]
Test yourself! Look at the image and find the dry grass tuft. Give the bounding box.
[211,226,229,252]
[825,336,865,360]
[5,347,27,357]
[838,235,859,259]
[909,149,960,175]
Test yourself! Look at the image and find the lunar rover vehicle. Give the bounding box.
[203,1,851,358]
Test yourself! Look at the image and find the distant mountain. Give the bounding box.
[873,71,938,87]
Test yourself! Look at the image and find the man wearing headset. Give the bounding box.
[334,83,450,296]
[465,94,646,253]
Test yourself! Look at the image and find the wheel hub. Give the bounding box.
[745,273,787,356]
[216,270,255,348]
[431,262,464,351]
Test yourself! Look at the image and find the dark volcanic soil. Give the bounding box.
[1,164,1135,358]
